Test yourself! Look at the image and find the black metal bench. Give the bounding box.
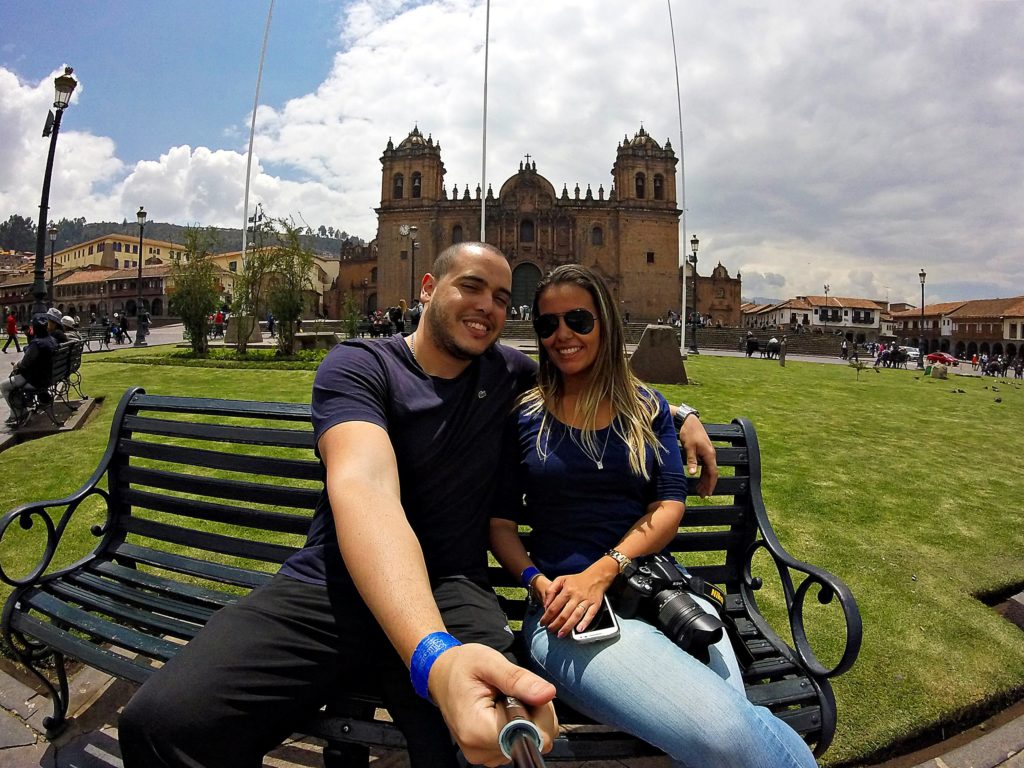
[7,340,86,428]
[81,325,110,353]
[0,388,862,764]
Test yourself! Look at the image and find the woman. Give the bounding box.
[490,265,817,768]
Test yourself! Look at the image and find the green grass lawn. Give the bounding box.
[1,351,1022,765]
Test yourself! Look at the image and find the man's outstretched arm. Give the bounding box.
[320,422,557,765]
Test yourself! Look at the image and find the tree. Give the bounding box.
[169,227,223,355]
[0,214,36,251]
[231,217,275,354]
[267,220,314,355]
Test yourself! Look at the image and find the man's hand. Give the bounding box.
[680,416,718,497]
[428,643,557,767]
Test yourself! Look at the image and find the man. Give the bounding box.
[2,317,57,425]
[62,315,82,341]
[119,242,718,767]
[45,307,68,345]
[3,308,20,353]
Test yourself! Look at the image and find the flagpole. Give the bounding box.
[667,0,688,354]
[242,0,275,260]
[480,0,492,239]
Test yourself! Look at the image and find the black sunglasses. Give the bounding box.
[532,308,596,339]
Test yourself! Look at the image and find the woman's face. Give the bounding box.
[536,283,601,382]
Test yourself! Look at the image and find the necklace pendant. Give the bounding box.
[596,460,603,470]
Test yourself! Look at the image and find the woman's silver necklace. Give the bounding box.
[567,423,613,470]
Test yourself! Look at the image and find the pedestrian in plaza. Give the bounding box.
[119,313,133,344]
[45,308,68,345]
[779,335,787,367]
[3,308,21,353]
[267,311,276,338]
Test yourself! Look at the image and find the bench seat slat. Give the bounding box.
[65,570,222,625]
[123,488,311,536]
[119,517,298,564]
[119,438,322,480]
[89,560,238,609]
[745,676,818,708]
[7,612,157,685]
[112,542,273,589]
[123,415,314,448]
[123,470,318,516]
[48,579,206,641]
[18,590,180,662]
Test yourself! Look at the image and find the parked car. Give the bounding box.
[926,351,960,366]
[899,346,921,362]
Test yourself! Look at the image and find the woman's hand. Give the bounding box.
[540,558,618,637]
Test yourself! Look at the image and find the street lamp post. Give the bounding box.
[688,234,700,354]
[32,67,77,317]
[361,277,368,314]
[823,284,830,337]
[134,206,147,346]
[408,225,419,305]
[918,268,926,368]
[47,223,58,307]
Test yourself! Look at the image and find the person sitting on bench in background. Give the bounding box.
[2,317,57,426]
[491,265,818,768]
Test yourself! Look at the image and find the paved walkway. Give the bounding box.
[1,328,1020,766]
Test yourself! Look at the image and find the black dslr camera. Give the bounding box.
[612,553,726,663]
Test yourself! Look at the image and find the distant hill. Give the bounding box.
[53,220,364,258]
[742,296,782,305]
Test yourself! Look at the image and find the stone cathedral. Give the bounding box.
[371,125,688,322]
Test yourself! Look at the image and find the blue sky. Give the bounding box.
[1,1,1022,304]
[1,0,338,168]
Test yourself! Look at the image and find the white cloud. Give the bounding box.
[1,0,1022,304]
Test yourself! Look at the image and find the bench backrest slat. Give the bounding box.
[113,542,274,589]
[118,517,298,564]
[121,487,313,536]
[119,438,322,480]
[123,415,315,448]
[121,466,321,511]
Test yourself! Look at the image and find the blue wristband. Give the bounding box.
[410,632,462,701]
[520,566,541,589]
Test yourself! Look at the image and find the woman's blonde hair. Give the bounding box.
[520,264,663,478]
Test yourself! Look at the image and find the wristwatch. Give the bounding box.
[605,549,632,574]
[673,403,700,431]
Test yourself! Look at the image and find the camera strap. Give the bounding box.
[684,575,756,669]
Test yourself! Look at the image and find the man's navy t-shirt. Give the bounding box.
[279,334,537,588]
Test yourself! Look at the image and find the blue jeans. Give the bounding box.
[523,589,818,768]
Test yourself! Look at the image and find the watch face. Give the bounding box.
[399,224,410,236]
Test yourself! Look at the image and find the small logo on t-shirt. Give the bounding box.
[477,390,487,399]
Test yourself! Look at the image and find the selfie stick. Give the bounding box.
[498,696,547,768]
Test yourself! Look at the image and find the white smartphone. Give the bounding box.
[570,595,620,643]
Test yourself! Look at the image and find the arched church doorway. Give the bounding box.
[511,263,542,314]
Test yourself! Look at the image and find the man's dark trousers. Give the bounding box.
[118,573,514,768]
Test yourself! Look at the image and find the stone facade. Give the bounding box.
[690,262,742,327]
[370,126,692,323]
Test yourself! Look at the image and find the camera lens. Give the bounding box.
[654,589,725,654]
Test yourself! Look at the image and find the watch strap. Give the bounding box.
[605,548,631,573]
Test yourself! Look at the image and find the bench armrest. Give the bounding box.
[0,388,141,588]
[0,484,113,588]
[734,418,863,680]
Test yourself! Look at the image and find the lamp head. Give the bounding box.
[690,234,699,256]
[137,206,147,227]
[53,66,77,110]
[919,268,926,285]
[48,223,58,242]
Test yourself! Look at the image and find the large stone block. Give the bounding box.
[225,316,264,344]
[629,324,688,385]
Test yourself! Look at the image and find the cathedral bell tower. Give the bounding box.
[611,126,677,206]
[377,126,446,305]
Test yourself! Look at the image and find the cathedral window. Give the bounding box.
[591,226,604,246]
[393,174,404,199]
[452,224,464,244]
[371,268,378,283]
[653,174,664,200]
[520,219,535,243]
[635,173,646,199]
[412,172,422,199]
[646,251,655,264]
